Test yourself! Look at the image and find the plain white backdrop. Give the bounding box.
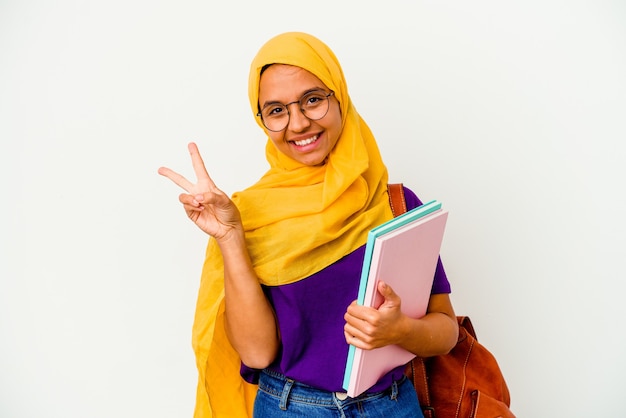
[1,1,625,416]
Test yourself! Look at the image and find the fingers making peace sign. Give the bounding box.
[158,142,243,240]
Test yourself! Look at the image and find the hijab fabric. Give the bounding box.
[191,32,393,417]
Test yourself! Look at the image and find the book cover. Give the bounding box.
[343,203,448,397]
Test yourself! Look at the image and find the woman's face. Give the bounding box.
[258,64,342,166]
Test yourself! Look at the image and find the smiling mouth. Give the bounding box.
[292,135,319,146]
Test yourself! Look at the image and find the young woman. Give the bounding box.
[159,32,458,418]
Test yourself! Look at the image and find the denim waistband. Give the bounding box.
[258,369,406,411]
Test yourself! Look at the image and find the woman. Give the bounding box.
[159,32,458,418]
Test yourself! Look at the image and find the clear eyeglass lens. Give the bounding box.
[261,90,331,132]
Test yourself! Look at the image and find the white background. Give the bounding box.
[1,1,625,417]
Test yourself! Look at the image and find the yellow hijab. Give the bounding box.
[191,32,393,417]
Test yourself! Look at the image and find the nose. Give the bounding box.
[286,102,311,132]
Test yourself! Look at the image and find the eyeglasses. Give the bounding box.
[257,90,334,132]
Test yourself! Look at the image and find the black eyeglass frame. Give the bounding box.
[256,90,335,132]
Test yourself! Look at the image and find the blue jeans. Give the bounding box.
[254,369,424,418]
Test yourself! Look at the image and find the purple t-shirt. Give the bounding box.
[241,187,451,392]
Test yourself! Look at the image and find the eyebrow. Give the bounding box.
[260,87,328,109]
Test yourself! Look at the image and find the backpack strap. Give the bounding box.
[387,183,407,217]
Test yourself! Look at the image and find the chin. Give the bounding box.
[299,155,328,166]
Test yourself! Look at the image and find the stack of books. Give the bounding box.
[342,200,448,397]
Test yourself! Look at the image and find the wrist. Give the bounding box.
[216,226,246,249]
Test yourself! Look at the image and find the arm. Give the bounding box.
[344,281,458,357]
[219,227,280,368]
[158,142,279,368]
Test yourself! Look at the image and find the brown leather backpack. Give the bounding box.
[404,316,515,418]
[388,183,515,418]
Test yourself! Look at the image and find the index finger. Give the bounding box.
[188,142,215,188]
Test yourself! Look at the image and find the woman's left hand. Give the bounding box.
[344,283,459,357]
[343,281,407,350]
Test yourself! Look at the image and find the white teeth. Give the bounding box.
[293,135,318,146]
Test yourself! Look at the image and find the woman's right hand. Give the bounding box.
[158,142,242,240]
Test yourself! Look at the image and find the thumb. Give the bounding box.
[377,281,400,308]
